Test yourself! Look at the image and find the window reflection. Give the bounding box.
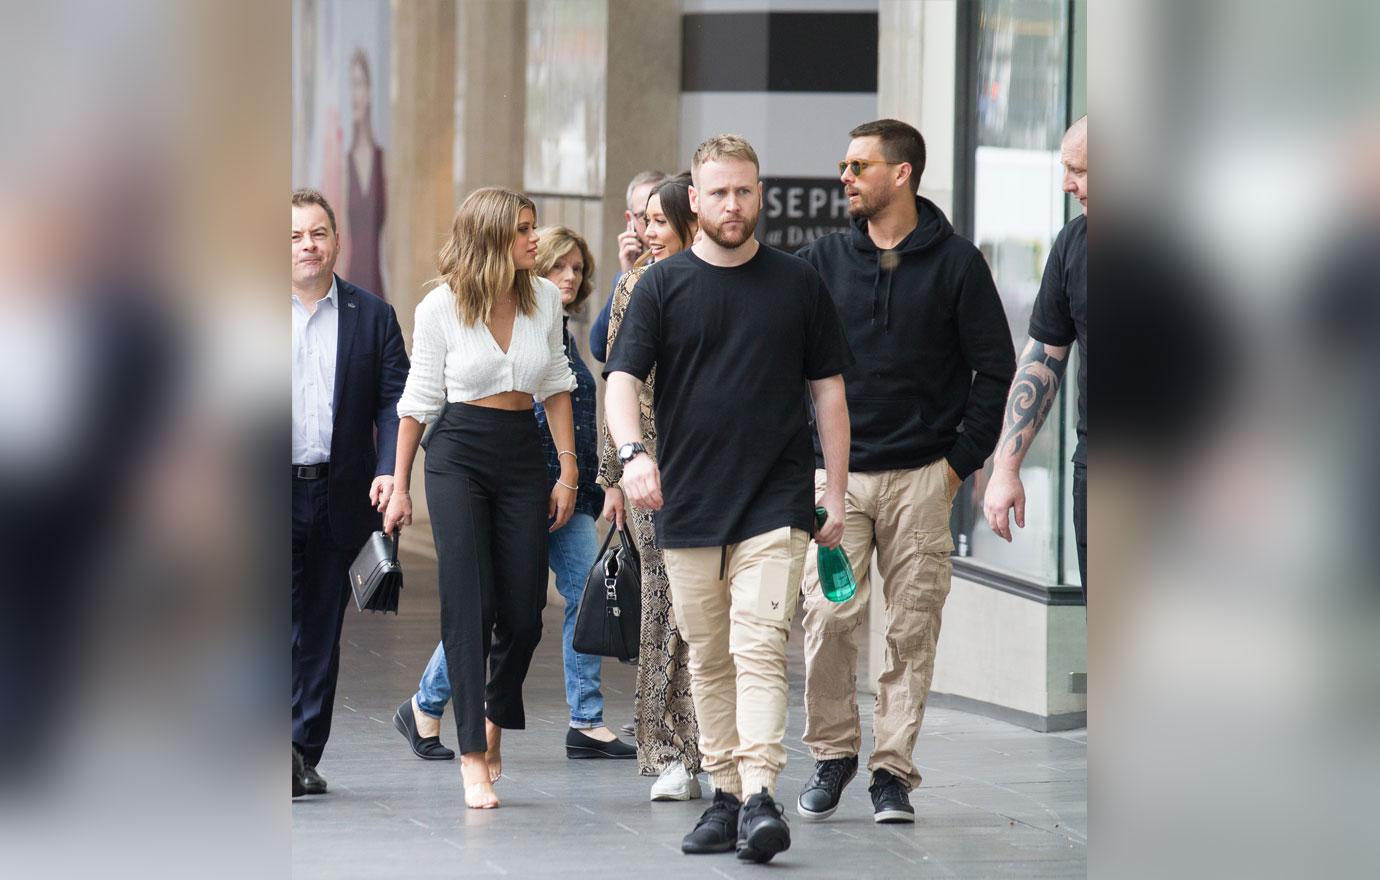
[954,0,1071,584]
[524,0,607,196]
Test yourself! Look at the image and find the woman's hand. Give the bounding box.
[600,485,626,531]
[549,478,577,532]
[383,489,412,535]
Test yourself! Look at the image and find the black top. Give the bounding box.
[796,197,1016,476]
[1028,215,1087,465]
[604,245,853,548]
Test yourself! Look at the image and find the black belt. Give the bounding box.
[292,463,329,480]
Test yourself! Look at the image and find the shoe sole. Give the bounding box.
[651,782,702,802]
[681,841,734,855]
[565,745,636,759]
[796,800,839,821]
[737,824,791,863]
[393,711,454,761]
[873,809,916,824]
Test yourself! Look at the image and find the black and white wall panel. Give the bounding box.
[679,0,879,251]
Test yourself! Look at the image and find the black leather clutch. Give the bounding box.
[349,530,403,613]
[572,526,641,661]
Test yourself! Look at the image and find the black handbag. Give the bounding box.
[572,525,641,661]
[349,530,404,613]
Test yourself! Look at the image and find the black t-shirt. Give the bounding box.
[604,245,854,548]
[1029,215,1087,465]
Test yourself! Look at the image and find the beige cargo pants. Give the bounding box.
[801,459,956,790]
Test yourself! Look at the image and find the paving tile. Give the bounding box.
[294,546,1086,878]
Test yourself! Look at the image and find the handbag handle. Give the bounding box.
[389,530,399,564]
[616,526,640,568]
[595,523,618,557]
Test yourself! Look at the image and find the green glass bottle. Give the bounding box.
[814,506,857,603]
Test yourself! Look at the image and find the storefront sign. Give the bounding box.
[759,177,851,252]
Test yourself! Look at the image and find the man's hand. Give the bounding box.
[617,226,642,273]
[815,491,845,549]
[601,485,626,530]
[621,454,663,510]
[383,490,412,535]
[370,475,395,512]
[982,469,1026,542]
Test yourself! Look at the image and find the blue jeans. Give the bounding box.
[416,513,605,727]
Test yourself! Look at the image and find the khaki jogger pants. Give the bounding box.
[801,459,955,790]
[663,526,809,797]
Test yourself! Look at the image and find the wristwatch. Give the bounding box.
[617,441,647,465]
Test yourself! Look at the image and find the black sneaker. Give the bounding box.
[868,769,915,824]
[681,790,741,854]
[736,788,791,863]
[796,755,858,821]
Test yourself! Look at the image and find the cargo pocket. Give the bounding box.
[884,526,952,653]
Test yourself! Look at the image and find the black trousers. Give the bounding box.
[426,403,549,755]
[1073,463,1087,605]
[291,475,351,767]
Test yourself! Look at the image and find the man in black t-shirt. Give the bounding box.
[984,116,1089,600]
[605,135,853,864]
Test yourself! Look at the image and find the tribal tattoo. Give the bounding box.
[995,339,1068,463]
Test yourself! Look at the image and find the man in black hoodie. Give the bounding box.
[793,119,1015,825]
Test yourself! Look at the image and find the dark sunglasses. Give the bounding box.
[838,159,897,176]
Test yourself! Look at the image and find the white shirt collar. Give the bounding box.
[293,276,339,309]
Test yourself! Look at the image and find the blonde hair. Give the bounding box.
[435,187,537,326]
[534,226,596,312]
[691,134,760,181]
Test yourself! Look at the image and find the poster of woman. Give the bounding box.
[292,0,391,300]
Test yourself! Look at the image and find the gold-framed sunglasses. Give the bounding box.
[838,159,897,176]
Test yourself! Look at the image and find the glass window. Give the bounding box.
[523,0,607,196]
[952,0,1072,584]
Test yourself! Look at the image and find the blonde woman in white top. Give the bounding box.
[384,188,577,809]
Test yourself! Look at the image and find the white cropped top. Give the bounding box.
[396,276,577,424]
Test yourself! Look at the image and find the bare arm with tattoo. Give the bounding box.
[982,338,1070,540]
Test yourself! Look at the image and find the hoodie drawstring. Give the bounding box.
[881,259,896,330]
[872,253,897,330]
[870,259,883,325]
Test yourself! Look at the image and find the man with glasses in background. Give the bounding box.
[588,169,669,363]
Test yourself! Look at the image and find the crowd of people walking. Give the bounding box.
[292,117,1088,863]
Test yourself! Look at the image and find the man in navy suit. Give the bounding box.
[291,188,408,795]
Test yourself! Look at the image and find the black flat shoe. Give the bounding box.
[394,700,456,760]
[565,727,637,759]
[292,746,306,798]
[299,764,328,795]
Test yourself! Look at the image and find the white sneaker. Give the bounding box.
[650,763,702,801]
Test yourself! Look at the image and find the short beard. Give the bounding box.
[847,189,890,220]
[701,213,758,249]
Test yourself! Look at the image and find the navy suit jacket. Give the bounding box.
[325,275,409,552]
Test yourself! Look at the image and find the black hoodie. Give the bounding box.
[796,197,1016,477]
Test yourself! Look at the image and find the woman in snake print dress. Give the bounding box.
[598,174,704,800]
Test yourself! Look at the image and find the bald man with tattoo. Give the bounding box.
[984,116,1088,600]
